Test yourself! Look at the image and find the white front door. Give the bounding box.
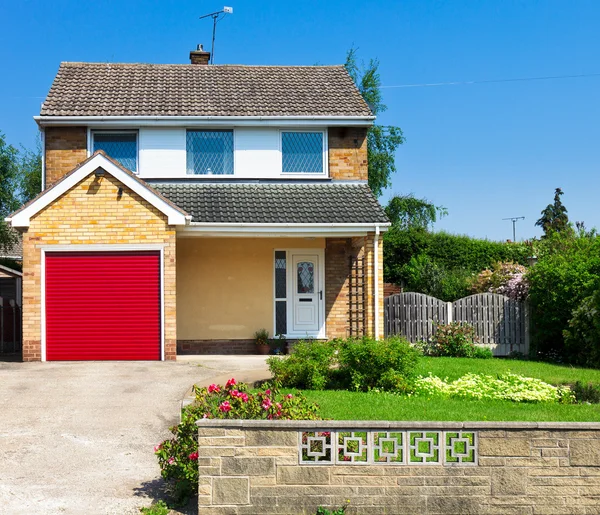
[291,254,321,335]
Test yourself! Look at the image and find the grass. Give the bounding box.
[415,356,600,385]
[299,389,600,421]
[288,357,600,422]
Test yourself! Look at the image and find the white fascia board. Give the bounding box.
[179,222,390,237]
[34,115,375,128]
[9,154,188,228]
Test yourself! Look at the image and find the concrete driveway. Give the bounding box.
[0,357,268,515]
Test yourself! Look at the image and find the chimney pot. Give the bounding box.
[190,44,210,65]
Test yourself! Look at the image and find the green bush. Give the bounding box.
[422,323,493,359]
[572,381,600,404]
[267,340,336,390]
[563,289,600,368]
[140,501,169,515]
[155,379,320,504]
[402,254,472,301]
[528,232,600,359]
[337,336,420,391]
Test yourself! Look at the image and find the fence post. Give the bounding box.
[447,302,453,324]
[524,300,530,356]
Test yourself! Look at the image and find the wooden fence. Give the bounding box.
[0,297,22,355]
[384,292,529,356]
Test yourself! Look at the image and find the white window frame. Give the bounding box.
[89,129,139,174]
[279,129,328,178]
[185,128,236,176]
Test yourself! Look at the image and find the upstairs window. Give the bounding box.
[281,131,324,174]
[92,132,138,173]
[187,130,234,175]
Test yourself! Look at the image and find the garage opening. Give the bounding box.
[45,251,161,361]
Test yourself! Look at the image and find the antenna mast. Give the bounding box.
[502,216,525,242]
[199,6,233,64]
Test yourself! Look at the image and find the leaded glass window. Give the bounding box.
[275,251,287,336]
[187,130,234,175]
[93,132,137,173]
[281,131,324,173]
[297,261,314,294]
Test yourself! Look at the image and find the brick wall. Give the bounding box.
[328,127,368,181]
[197,420,600,514]
[22,173,177,361]
[178,340,257,355]
[44,127,88,188]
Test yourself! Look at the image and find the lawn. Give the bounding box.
[290,357,600,422]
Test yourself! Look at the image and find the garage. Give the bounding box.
[45,251,161,361]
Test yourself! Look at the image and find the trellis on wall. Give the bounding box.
[348,255,366,336]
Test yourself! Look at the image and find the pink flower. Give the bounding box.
[262,398,272,410]
[276,403,282,409]
[207,384,220,393]
[219,401,232,412]
[231,389,239,397]
[202,413,211,419]
[168,457,176,465]
[286,394,293,399]
[188,452,199,461]
[264,389,271,395]
[226,378,237,388]
[240,393,249,403]
[153,444,162,452]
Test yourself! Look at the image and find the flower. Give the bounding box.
[286,394,293,399]
[240,393,249,403]
[207,384,220,393]
[153,444,162,453]
[168,457,176,465]
[203,413,211,419]
[188,452,199,461]
[231,389,239,397]
[226,378,237,388]
[262,398,272,410]
[264,389,271,395]
[219,401,232,412]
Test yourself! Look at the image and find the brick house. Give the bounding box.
[6,47,390,361]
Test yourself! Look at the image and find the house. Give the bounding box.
[0,264,22,305]
[6,46,390,362]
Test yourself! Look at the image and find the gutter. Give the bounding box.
[34,115,376,128]
[374,225,381,339]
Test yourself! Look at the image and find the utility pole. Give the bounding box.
[199,6,233,64]
[503,216,525,242]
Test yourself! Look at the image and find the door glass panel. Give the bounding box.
[275,251,287,299]
[297,261,314,294]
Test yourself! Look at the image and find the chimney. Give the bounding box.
[190,44,210,65]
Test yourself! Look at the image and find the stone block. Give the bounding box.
[213,477,250,505]
[221,457,275,476]
[244,429,297,447]
[491,468,527,495]
[480,437,530,457]
[570,440,600,466]
[277,466,330,485]
[427,495,483,514]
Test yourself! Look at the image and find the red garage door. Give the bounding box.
[45,251,161,361]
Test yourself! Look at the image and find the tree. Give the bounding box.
[0,133,21,251]
[535,187,570,237]
[385,194,447,230]
[18,141,42,203]
[345,48,405,196]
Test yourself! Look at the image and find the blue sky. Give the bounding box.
[2,0,599,241]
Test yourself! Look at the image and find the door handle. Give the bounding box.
[319,290,323,300]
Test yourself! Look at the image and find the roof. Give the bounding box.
[7,151,189,228]
[0,232,22,259]
[40,63,373,118]
[0,264,22,277]
[152,183,389,224]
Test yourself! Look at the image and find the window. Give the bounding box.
[274,251,287,335]
[187,130,234,175]
[281,131,324,173]
[92,132,137,173]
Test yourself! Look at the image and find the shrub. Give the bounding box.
[563,289,600,368]
[528,232,600,359]
[572,381,600,404]
[337,336,420,391]
[402,254,472,301]
[140,501,170,515]
[267,339,336,390]
[423,322,492,359]
[413,373,574,403]
[155,379,320,504]
[470,261,529,300]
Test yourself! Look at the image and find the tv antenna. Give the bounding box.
[503,216,525,242]
[199,6,233,64]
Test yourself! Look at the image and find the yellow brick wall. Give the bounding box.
[22,173,177,361]
[45,127,88,188]
[328,127,368,181]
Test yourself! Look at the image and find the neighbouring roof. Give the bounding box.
[40,63,373,118]
[152,183,389,224]
[0,232,22,259]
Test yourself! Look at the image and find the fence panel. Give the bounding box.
[0,297,22,355]
[384,292,529,356]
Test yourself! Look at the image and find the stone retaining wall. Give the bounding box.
[196,420,600,515]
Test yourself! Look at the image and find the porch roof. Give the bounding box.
[152,183,389,225]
